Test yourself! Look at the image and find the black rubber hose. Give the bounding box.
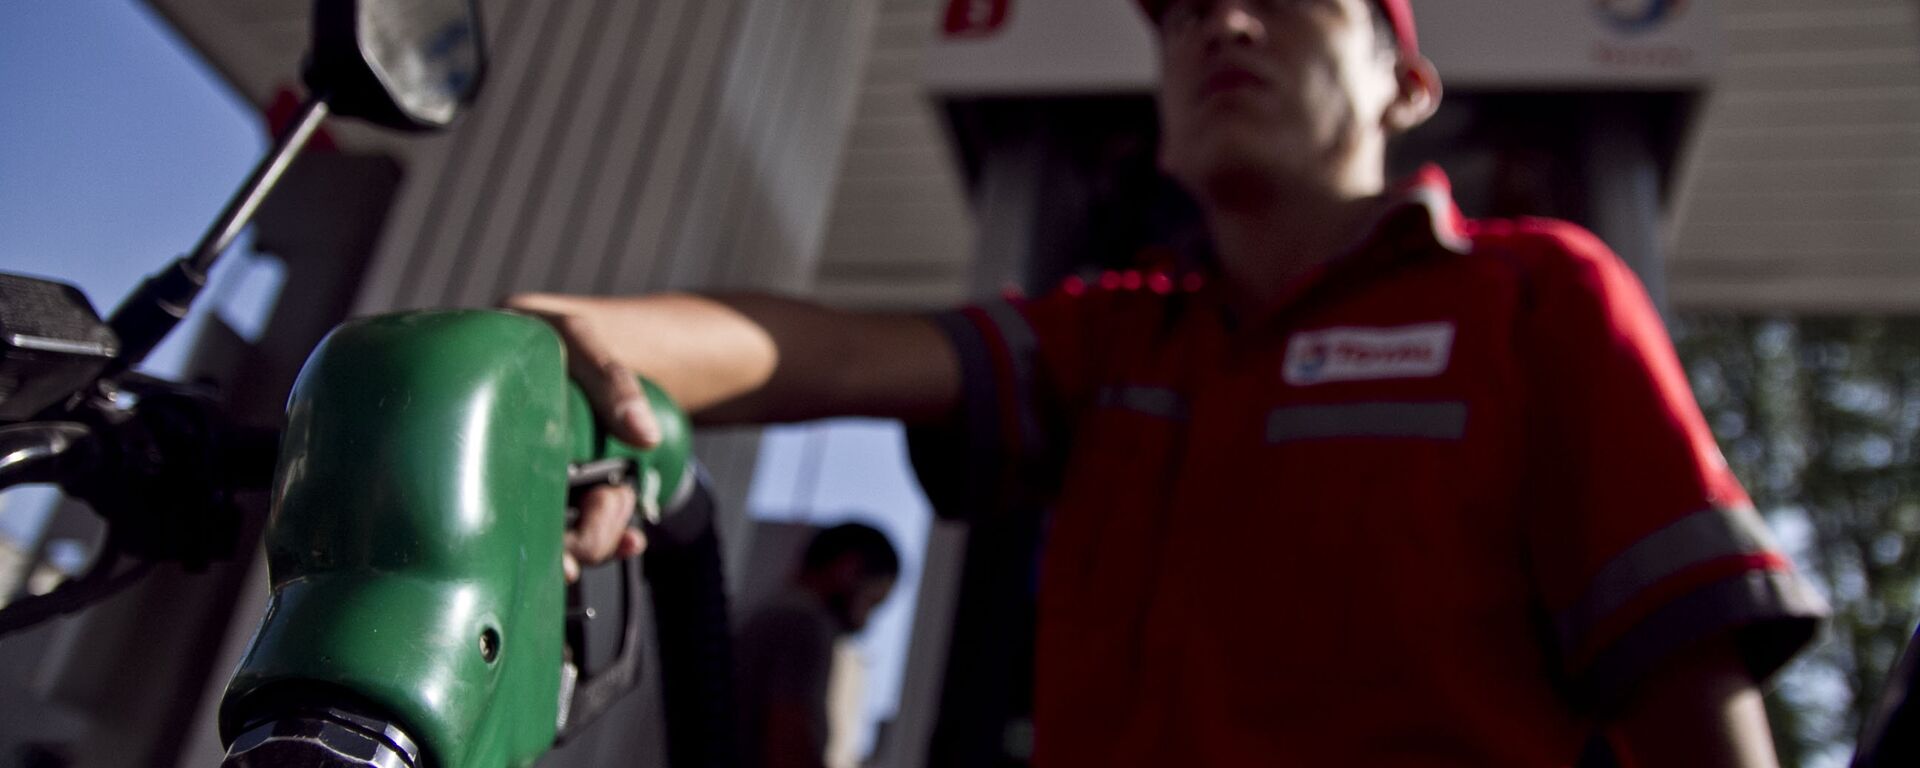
[643,475,738,768]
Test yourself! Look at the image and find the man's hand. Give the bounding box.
[513,303,664,449]
[502,289,963,579]
[565,483,646,582]
[506,297,660,581]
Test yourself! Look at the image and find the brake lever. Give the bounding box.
[0,420,132,638]
[0,422,94,488]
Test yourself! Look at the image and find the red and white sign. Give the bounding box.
[1283,323,1456,386]
[944,0,1011,38]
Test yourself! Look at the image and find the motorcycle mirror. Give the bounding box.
[305,0,485,131]
[101,0,486,374]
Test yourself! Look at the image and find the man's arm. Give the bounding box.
[1611,638,1782,768]
[503,291,962,573]
[504,292,961,435]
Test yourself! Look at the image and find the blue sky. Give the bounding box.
[1,0,262,298]
[1,0,270,542]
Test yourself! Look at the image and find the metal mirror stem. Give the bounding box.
[188,96,332,274]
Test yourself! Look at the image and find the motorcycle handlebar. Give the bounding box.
[0,422,92,489]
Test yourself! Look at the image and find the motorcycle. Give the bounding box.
[0,1,734,766]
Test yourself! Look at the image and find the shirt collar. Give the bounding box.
[1355,164,1473,258]
[1190,165,1473,330]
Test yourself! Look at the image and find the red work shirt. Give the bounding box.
[914,167,1826,766]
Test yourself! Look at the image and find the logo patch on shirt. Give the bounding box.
[1283,323,1455,386]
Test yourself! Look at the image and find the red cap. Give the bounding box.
[1137,0,1419,58]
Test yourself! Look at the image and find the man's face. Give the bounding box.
[1154,0,1405,194]
[818,552,897,633]
[829,575,896,634]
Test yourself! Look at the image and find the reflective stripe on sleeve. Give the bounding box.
[977,300,1047,462]
[1574,565,1828,708]
[1556,504,1788,653]
[1096,385,1190,421]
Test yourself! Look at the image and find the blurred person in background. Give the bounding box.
[519,0,1828,764]
[734,523,899,768]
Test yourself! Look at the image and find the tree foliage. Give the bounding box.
[1674,314,1920,768]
